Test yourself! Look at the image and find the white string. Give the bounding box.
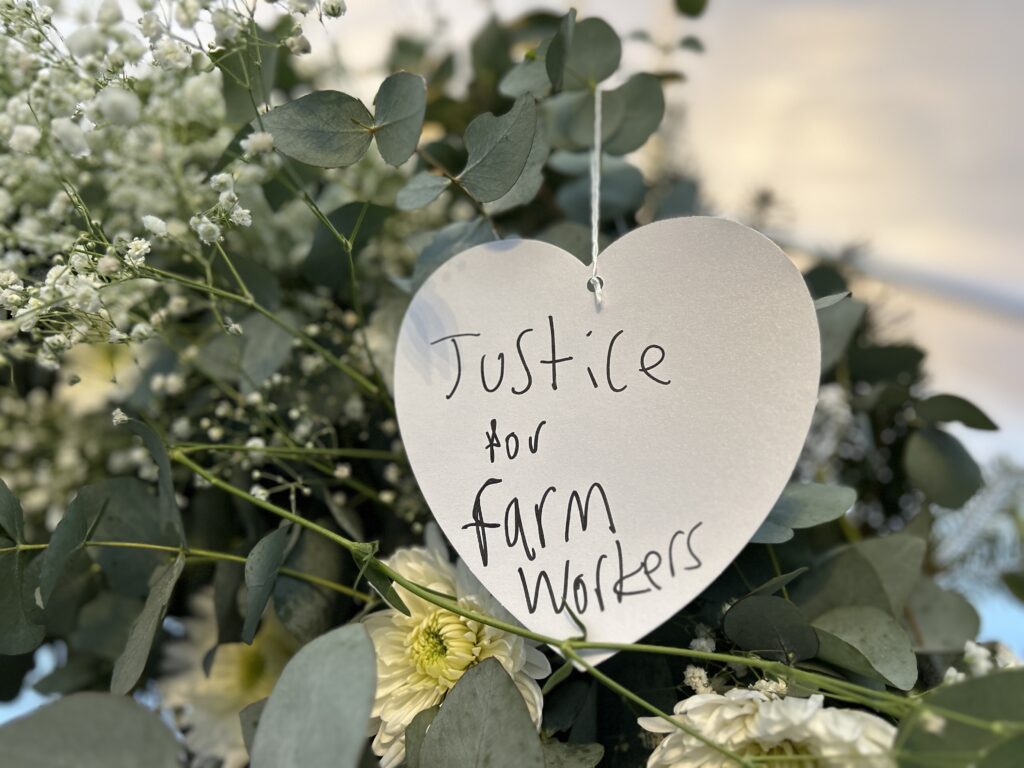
[588,87,604,302]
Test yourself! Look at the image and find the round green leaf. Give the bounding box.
[457,96,537,203]
[904,426,983,508]
[0,692,181,767]
[243,525,292,644]
[396,172,451,211]
[723,595,819,662]
[419,659,544,768]
[602,74,665,155]
[896,669,1024,768]
[905,577,979,653]
[260,91,373,167]
[915,394,998,431]
[813,605,918,690]
[250,624,376,768]
[562,18,621,91]
[373,71,427,165]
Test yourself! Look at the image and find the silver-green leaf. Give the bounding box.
[457,96,537,203]
[261,91,373,167]
[373,71,427,165]
[396,171,451,211]
[250,624,376,768]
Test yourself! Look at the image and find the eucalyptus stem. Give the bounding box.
[0,540,371,602]
[173,442,399,461]
[139,265,380,397]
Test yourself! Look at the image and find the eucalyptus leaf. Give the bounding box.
[541,741,604,768]
[84,479,175,598]
[0,692,182,767]
[243,525,293,644]
[0,478,23,542]
[419,659,545,768]
[405,706,439,768]
[723,595,819,662]
[240,310,296,394]
[457,96,537,203]
[273,526,344,644]
[121,419,184,543]
[500,40,553,99]
[373,71,427,165]
[0,547,44,655]
[675,0,709,16]
[813,605,918,690]
[41,483,109,604]
[485,116,550,215]
[70,592,144,661]
[750,482,856,544]
[240,698,267,755]
[813,291,851,311]
[746,567,809,598]
[905,577,979,653]
[250,624,376,768]
[353,548,410,616]
[555,163,645,222]
[915,394,998,431]
[904,426,983,508]
[854,534,926,615]
[111,554,185,694]
[405,217,496,293]
[896,669,1024,768]
[396,172,451,211]
[562,18,621,91]
[602,74,665,155]
[817,297,865,372]
[302,202,392,293]
[791,542,891,619]
[545,10,576,92]
[260,91,373,167]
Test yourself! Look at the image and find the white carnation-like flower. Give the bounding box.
[363,542,550,768]
[157,590,299,768]
[639,689,895,768]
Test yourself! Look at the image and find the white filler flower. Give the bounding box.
[363,543,550,768]
[639,689,895,768]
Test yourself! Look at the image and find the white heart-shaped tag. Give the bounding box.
[394,217,820,663]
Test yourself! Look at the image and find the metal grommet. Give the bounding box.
[587,275,604,294]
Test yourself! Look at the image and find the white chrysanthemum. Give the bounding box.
[363,543,551,768]
[157,590,299,768]
[639,689,895,768]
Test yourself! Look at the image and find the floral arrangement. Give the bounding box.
[1,1,1022,767]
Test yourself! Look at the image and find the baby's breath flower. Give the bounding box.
[323,0,347,18]
[111,407,129,426]
[142,215,167,236]
[189,215,221,245]
[50,118,91,158]
[96,254,120,275]
[240,130,274,156]
[125,237,150,265]
[683,665,713,694]
[153,36,191,70]
[8,124,41,153]
[285,32,311,56]
[229,207,252,227]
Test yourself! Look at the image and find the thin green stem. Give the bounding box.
[173,442,399,461]
[1,540,371,602]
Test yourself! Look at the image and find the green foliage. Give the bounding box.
[243,525,293,643]
[541,741,604,768]
[457,96,538,202]
[0,692,181,767]
[915,394,998,430]
[110,554,184,694]
[562,19,621,91]
[896,670,1024,767]
[250,624,376,768]
[752,482,856,544]
[396,172,451,210]
[373,72,428,165]
[813,605,918,690]
[723,595,818,661]
[261,90,374,167]
[303,202,392,294]
[904,426,983,507]
[419,659,545,768]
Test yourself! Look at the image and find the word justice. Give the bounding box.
[462,477,703,616]
[429,315,672,399]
